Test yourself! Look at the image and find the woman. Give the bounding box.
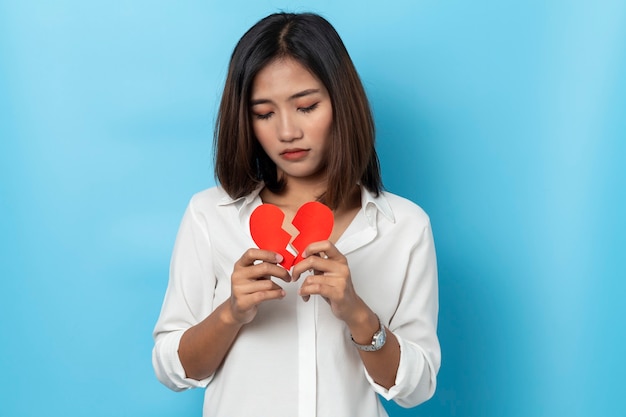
[153,12,440,417]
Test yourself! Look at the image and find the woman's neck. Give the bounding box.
[261,176,361,214]
[260,178,362,244]
[261,176,327,211]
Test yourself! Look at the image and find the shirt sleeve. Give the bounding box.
[152,197,217,391]
[363,220,440,407]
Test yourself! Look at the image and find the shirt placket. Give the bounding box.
[297,271,317,417]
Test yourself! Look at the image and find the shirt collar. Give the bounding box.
[217,184,265,227]
[217,184,264,208]
[361,187,395,226]
[217,184,395,226]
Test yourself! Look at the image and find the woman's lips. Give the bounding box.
[280,149,310,161]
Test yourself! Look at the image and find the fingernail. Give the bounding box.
[276,253,283,263]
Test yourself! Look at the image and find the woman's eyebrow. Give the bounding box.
[250,88,321,106]
[289,88,320,100]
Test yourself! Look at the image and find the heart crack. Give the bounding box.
[250,201,334,269]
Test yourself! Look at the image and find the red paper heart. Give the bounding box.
[249,204,295,269]
[250,201,334,269]
[291,202,334,265]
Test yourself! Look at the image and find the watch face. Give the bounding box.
[351,318,386,351]
[374,329,386,348]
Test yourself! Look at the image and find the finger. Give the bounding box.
[299,274,337,290]
[301,240,344,261]
[291,255,333,281]
[298,277,338,300]
[249,288,286,303]
[235,259,292,283]
[251,262,292,283]
[234,279,284,296]
[236,248,284,267]
[232,288,286,312]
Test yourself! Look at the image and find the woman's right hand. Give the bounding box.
[229,249,291,324]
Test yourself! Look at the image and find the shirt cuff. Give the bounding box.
[362,335,426,402]
[153,330,214,391]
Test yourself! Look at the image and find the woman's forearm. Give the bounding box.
[178,300,244,381]
[348,306,401,389]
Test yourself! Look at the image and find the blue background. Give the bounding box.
[1,1,624,416]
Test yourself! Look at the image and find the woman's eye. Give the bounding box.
[254,112,273,120]
[299,103,319,113]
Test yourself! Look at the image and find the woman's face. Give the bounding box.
[250,57,333,185]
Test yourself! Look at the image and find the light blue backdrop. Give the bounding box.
[1,1,624,416]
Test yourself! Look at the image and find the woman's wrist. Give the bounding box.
[219,300,246,328]
[346,301,380,345]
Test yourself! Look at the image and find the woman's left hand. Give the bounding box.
[292,240,367,326]
[293,240,400,390]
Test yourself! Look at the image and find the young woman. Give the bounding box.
[153,12,440,417]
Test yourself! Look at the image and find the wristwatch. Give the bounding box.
[351,316,387,352]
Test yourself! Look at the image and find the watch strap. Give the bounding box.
[351,316,386,352]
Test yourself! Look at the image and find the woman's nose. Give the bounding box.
[277,113,303,142]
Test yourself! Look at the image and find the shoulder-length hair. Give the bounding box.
[214,12,382,209]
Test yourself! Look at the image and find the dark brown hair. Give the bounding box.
[214,12,382,209]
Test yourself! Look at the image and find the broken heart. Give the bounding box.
[249,204,295,268]
[250,201,334,269]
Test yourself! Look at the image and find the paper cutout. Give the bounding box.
[249,204,295,268]
[291,202,334,265]
[250,201,334,269]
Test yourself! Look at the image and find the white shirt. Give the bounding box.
[152,186,440,417]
